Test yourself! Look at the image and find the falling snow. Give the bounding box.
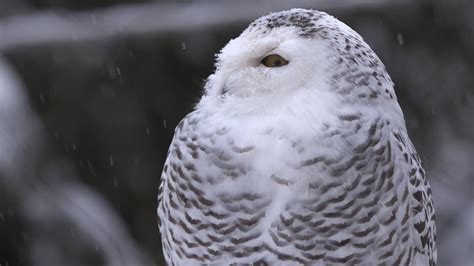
[397,33,404,45]
[0,1,472,266]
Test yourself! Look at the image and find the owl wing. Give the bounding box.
[157,112,191,209]
[157,111,269,264]
[157,114,192,264]
[157,113,189,224]
[392,129,437,265]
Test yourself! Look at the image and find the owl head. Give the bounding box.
[200,9,403,123]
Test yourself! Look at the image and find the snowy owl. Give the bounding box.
[157,9,436,265]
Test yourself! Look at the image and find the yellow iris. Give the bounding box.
[261,54,289,67]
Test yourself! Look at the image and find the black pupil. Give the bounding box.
[274,59,282,66]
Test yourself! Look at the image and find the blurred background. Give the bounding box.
[0,0,472,265]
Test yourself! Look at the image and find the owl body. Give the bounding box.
[158,9,436,265]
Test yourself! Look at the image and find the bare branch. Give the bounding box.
[0,0,415,50]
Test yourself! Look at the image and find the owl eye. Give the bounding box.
[261,54,289,67]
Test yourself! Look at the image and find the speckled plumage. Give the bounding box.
[157,9,436,265]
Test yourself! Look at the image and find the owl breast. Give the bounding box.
[158,108,416,265]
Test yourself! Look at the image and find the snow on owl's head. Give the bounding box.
[201,9,402,120]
